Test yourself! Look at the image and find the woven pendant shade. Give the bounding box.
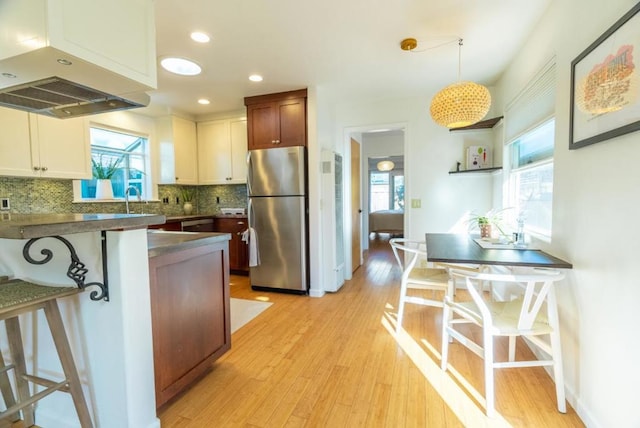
[377,160,395,171]
[430,81,491,128]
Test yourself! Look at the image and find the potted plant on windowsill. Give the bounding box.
[92,155,122,199]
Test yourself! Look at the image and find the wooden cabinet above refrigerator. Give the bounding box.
[244,89,307,150]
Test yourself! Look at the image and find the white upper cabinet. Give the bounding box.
[0,0,157,93]
[157,116,198,185]
[0,106,90,179]
[31,114,91,179]
[197,118,248,185]
[0,107,33,177]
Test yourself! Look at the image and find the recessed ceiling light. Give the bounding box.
[249,74,263,82]
[190,32,210,43]
[160,57,202,76]
[198,98,210,105]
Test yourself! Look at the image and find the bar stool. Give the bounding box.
[0,278,93,427]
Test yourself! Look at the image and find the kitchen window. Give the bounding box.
[75,126,150,201]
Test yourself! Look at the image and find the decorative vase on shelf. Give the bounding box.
[183,202,193,215]
[95,179,114,200]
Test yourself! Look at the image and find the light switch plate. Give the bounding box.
[0,198,9,210]
[411,199,421,208]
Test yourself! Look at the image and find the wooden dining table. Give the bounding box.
[424,233,573,269]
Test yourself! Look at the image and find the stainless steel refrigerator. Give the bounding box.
[247,146,308,293]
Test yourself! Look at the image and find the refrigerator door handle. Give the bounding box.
[246,151,253,195]
[247,197,254,229]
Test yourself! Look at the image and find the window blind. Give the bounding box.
[504,59,557,145]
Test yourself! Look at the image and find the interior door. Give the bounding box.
[351,138,361,272]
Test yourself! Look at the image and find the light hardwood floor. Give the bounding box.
[158,235,585,427]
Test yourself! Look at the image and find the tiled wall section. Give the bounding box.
[0,177,247,216]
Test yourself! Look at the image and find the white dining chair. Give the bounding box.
[389,238,451,331]
[440,268,566,417]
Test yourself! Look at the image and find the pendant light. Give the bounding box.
[377,160,395,171]
[429,39,491,129]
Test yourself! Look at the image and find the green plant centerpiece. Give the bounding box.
[180,187,195,203]
[467,208,511,239]
[180,187,196,215]
[91,155,123,199]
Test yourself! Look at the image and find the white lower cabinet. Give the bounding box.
[196,117,247,185]
[0,107,90,179]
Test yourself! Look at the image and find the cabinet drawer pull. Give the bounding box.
[237,221,245,225]
[33,166,41,171]
[41,166,48,171]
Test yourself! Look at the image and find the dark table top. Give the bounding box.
[425,233,573,269]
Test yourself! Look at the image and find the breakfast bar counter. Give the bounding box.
[147,229,230,257]
[0,214,167,428]
[147,230,232,408]
[0,213,166,239]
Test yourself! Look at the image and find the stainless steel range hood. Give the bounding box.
[0,76,149,119]
[1,0,157,119]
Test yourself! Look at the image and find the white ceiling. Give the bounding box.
[144,0,551,119]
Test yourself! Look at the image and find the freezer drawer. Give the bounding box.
[249,196,307,292]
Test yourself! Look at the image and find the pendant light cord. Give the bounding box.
[458,38,463,81]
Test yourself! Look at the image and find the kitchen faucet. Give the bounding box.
[125,186,141,214]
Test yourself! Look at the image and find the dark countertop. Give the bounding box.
[164,213,247,222]
[0,213,166,239]
[147,230,231,258]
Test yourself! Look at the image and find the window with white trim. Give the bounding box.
[503,59,556,238]
[370,172,404,211]
[507,119,555,237]
[77,126,150,200]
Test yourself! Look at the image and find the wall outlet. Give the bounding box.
[0,198,9,210]
[411,199,421,208]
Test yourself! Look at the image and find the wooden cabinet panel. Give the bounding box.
[245,89,307,150]
[246,103,278,149]
[277,98,306,147]
[149,241,230,408]
[214,217,249,273]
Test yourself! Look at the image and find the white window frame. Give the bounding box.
[73,125,152,202]
[369,170,404,212]
[506,118,555,239]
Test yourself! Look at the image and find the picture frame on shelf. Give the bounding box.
[569,2,640,150]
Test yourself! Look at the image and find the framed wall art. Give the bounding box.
[570,2,640,149]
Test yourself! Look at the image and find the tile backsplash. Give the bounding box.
[0,176,247,216]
